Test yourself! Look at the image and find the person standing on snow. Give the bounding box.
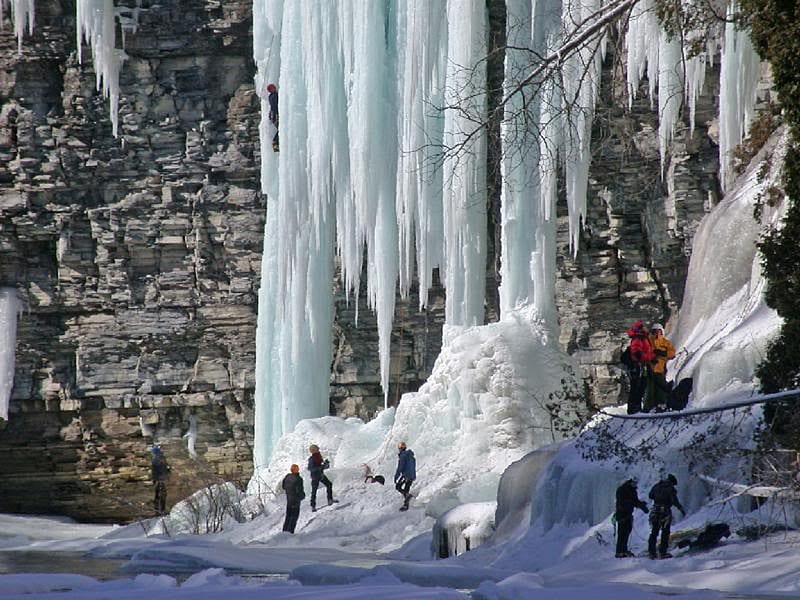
[150,445,170,516]
[307,444,337,512]
[394,441,416,511]
[282,464,305,534]
[648,474,686,559]
[614,478,649,557]
[266,82,279,152]
[623,321,654,414]
[644,323,676,412]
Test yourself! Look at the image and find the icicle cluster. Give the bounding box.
[0,288,20,421]
[625,0,761,187]
[76,0,129,138]
[253,0,495,464]
[0,0,35,55]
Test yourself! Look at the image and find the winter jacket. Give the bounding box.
[648,479,684,513]
[395,449,416,482]
[649,334,676,375]
[282,473,305,505]
[307,451,328,481]
[151,455,170,482]
[626,322,654,364]
[615,480,648,518]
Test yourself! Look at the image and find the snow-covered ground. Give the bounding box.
[3,509,800,599]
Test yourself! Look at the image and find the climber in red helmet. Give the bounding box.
[266,82,279,152]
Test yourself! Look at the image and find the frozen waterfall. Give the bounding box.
[0,288,20,421]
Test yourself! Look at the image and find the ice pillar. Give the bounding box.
[0,288,20,421]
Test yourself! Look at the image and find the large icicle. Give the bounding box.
[442,0,488,327]
[0,288,20,421]
[253,1,337,467]
[395,0,447,306]
[719,0,761,192]
[0,0,35,55]
[561,0,606,254]
[76,0,129,137]
[499,0,562,323]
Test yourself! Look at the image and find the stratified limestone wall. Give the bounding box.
[0,0,263,521]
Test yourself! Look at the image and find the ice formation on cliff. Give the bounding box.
[0,288,20,421]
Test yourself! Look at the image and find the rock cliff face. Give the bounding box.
[0,2,756,521]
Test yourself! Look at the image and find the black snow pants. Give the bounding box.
[283,501,300,533]
[648,505,672,557]
[154,480,167,515]
[616,514,633,555]
[310,475,333,508]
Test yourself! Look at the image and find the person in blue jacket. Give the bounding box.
[394,441,416,511]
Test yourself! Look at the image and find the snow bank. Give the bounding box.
[256,306,584,509]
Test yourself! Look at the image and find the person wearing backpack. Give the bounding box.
[647,474,686,559]
[614,478,649,557]
[623,321,654,414]
[394,441,416,511]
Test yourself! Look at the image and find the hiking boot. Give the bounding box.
[615,553,626,558]
[311,507,317,513]
[659,552,673,559]
[648,553,657,560]
[399,505,409,512]
[328,499,339,506]
[624,551,635,557]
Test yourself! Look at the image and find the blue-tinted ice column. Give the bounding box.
[395,0,447,305]
[0,288,20,421]
[442,0,488,327]
[252,1,337,468]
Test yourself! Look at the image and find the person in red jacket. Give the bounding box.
[623,321,654,414]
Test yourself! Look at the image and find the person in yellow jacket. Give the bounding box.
[644,323,676,411]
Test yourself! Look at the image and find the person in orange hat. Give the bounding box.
[281,464,305,533]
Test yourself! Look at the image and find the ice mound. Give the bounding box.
[432,501,496,558]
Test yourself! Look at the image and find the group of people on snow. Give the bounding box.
[281,441,417,534]
[614,474,685,559]
[622,321,687,414]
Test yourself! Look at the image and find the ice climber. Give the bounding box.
[307,444,337,511]
[266,82,279,152]
[394,441,416,511]
[645,323,676,412]
[648,473,686,559]
[623,321,654,414]
[614,478,649,557]
[150,445,170,516]
[282,464,305,534]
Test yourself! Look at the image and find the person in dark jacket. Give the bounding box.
[307,444,337,512]
[150,445,170,515]
[394,441,416,511]
[648,473,686,559]
[624,321,654,414]
[282,464,305,534]
[614,478,649,557]
[266,82,279,152]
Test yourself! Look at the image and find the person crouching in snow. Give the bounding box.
[624,320,654,414]
[394,441,416,511]
[615,478,648,557]
[307,444,337,511]
[282,464,305,534]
